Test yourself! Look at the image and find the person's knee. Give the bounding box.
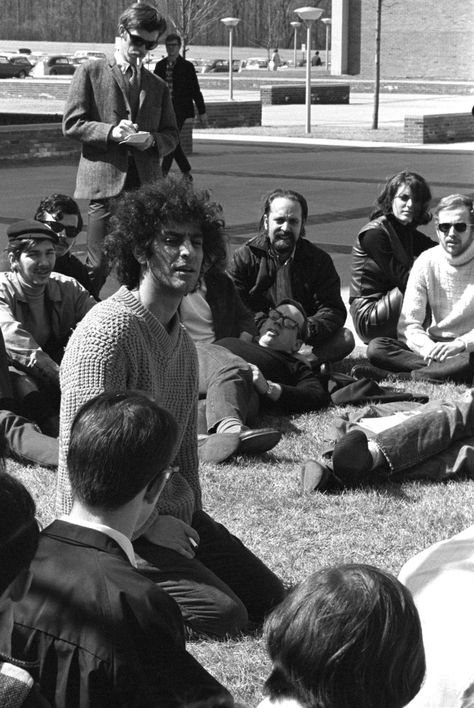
[185,587,249,638]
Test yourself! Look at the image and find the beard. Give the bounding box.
[270,229,296,255]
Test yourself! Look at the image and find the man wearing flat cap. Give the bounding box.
[0,220,96,437]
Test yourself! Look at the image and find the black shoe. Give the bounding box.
[237,427,282,456]
[332,430,372,487]
[350,364,411,382]
[182,171,193,182]
[300,459,332,493]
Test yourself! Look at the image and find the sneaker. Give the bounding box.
[350,364,411,382]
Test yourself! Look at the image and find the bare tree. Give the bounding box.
[164,0,226,55]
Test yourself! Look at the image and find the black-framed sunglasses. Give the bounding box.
[437,222,470,234]
[268,308,299,330]
[47,221,81,239]
[124,28,159,51]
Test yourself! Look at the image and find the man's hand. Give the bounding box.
[425,339,466,363]
[249,363,268,394]
[110,119,138,142]
[142,515,200,558]
[198,112,209,128]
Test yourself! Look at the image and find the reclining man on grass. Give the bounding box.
[11,391,232,707]
[56,178,285,639]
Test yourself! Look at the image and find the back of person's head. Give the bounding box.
[118,3,167,35]
[34,193,83,233]
[262,563,425,708]
[434,193,474,221]
[0,465,39,594]
[259,189,308,237]
[105,177,227,288]
[67,391,178,510]
[372,170,432,226]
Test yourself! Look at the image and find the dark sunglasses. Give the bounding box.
[437,222,470,234]
[268,308,299,330]
[125,28,158,51]
[48,221,81,239]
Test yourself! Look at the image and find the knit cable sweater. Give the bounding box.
[56,286,201,529]
[398,241,474,356]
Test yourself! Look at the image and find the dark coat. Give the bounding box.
[154,55,206,123]
[63,57,178,199]
[9,521,231,708]
[228,234,347,346]
[204,269,257,340]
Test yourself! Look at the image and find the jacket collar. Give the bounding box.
[6,271,62,304]
[42,519,131,564]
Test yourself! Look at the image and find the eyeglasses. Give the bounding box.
[124,28,159,51]
[47,221,80,239]
[268,309,300,330]
[437,222,471,234]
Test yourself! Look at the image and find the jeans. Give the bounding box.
[196,342,259,433]
[368,337,474,383]
[162,117,191,175]
[325,393,474,482]
[134,509,285,637]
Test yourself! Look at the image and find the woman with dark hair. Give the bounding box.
[259,564,425,708]
[349,171,435,344]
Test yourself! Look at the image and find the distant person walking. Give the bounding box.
[269,49,281,71]
[155,34,208,181]
[62,3,178,297]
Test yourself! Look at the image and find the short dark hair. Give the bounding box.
[0,469,39,593]
[34,193,83,233]
[165,33,182,46]
[434,193,474,221]
[259,189,308,238]
[67,391,178,510]
[263,564,425,708]
[8,237,55,262]
[118,3,167,35]
[371,171,432,226]
[105,177,227,289]
[275,298,308,339]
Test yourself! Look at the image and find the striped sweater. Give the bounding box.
[56,286,201,529]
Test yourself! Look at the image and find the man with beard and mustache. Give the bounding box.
[229,189,354,368]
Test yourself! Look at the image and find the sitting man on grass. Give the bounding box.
[57,178,285,639]
[11,391,232,707]
[229,188,354,369]
[0,220,96,437]
[358,194,474,384]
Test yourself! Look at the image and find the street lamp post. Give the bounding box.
[321,18,331,71]
[220,17,240,101]
[290,20,302,69]
[294,6,323,134]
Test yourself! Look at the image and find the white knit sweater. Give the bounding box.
[398,241,474,356]
[56,286,201,528]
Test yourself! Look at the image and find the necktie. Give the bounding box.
[128,64,140,121]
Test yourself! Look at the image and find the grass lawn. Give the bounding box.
[9,369,474,706]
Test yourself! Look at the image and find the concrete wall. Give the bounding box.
[347,0,474,81]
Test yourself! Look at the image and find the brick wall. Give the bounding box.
[206,101,261,127]
[349,0,474,81]
[260,84,349,105]
[404,113,474,144]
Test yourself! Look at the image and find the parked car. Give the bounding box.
[44,55,76,76]
[73,50,106,61]
[242,57,269,71]
[0,54,32,78]
[18,47,32,55]
[201,58,240,73]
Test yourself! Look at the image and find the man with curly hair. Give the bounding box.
[57,178,285,638]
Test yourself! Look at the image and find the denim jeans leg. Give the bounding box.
[87,198,111,296]
[196,343,258,432]
[374,392,474,475]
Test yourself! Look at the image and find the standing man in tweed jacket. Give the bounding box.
[154,33,208,180]
[63,3,178,296]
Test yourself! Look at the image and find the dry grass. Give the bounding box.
[10,366,474,706]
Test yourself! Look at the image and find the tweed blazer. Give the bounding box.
[63,57,179,199]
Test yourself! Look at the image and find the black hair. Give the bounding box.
[67,391,178,510]
[105,177,227,289]
[34,193,83,233]
[371,171,432,226]
[263,564,425,708]
[0,469,39,593]
[166,33,182,46]
[118,3,167,35]
[8,238,56,263]
[259,189,308,238]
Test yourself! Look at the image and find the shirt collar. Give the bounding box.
[60,515,137,567]
[115,49,142,74]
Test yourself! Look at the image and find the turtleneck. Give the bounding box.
[441,238,474,267]
[17,274,50,348]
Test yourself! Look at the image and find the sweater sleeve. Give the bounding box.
[397,255,433,356]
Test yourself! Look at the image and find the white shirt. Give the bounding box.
[60,515,137,567]
[399,524,474,707]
